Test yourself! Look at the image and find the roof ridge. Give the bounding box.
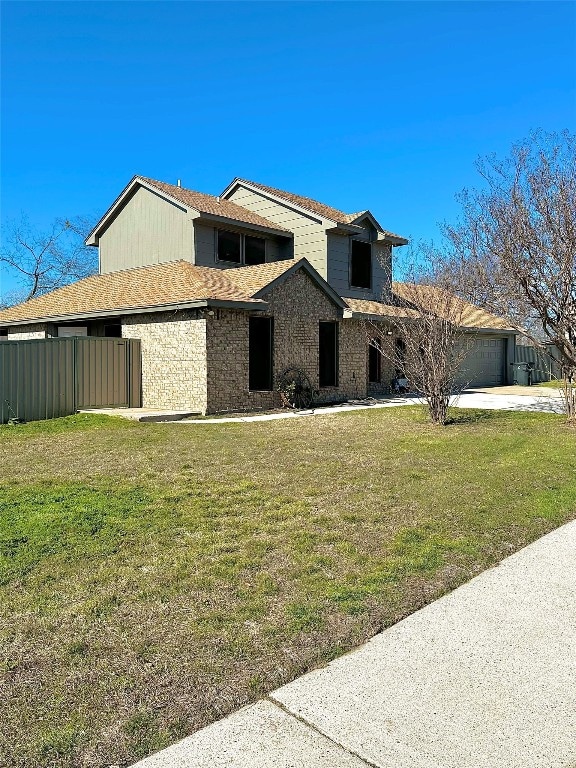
[139,176,220,201]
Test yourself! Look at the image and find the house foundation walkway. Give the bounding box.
[81,387,564,423]
[132,520,576,768]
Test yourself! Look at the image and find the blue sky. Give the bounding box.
[1,1,575,293]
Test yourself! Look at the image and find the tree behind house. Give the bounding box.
[442,130,576,421]
[0,215,97,306]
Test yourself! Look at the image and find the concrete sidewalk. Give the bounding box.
[132,521,576,768]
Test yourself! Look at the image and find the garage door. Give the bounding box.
[457,337,506,387]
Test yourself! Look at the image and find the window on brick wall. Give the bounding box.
[104,324,122,338]
[368,340,382,383]
[319,321,339,387]
[350,240,372,289]
[249,316,274,391]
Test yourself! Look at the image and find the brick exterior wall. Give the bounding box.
[2,272,399,415]
[122,311,207,412]
[205,270,373,413]
[363,319,398,396]
[6,324,49,340]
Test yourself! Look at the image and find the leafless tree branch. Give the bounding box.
[0,214,98,304]
[441,130,576,421]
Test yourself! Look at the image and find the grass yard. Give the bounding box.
[1,407,575,767]
[538,378,569,388]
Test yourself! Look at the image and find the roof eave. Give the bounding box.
[0,298,269,327]
[325,223,365,235]
[376,233,409,246]
[192,212,293,238]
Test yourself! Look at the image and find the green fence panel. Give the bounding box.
[0,337,141,424]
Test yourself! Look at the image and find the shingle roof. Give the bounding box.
[344,299,418,320]
[235,179,355,225]
[0,260,275,324]
[231,179,407,242]
[345,287,514,331]
[392,283,514,330]
[223,259,301,297]
[139,177,291,233]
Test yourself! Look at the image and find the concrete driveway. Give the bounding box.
[132,521,576,768]
[452,389,565,414]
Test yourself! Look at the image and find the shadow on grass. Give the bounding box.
[445,409,501,425]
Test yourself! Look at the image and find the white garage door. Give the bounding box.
[457,337,507,387]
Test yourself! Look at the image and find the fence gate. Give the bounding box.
[0,337,141,424]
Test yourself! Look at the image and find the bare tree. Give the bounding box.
[369,251,473,425]
[442,130,576,421]
[0,215,98,305]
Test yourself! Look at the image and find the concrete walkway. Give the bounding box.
[81,388,564,424]
[132,521,576,768]
[176,390,564,423]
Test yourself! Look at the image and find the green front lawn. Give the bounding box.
[1,408,575,767]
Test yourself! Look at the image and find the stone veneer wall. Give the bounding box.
[6,324,50,340]
[205,269,373,413]
[122,311,207,412]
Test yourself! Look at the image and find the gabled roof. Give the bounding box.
[222,178,409,244]
[86,176,291,246]
[227,259,347,309]
[0,258,346,327]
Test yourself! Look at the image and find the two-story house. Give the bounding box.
[0,176,515,413]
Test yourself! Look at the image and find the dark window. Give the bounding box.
[0,329,8,340]
[368,340,381,383]
[218,230,241,263]
[245,235,266,265]
[350,240,372,289]
[249,316,273,391]
[319,321,339,387]
[104,324,122,338]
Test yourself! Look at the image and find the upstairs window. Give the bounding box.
[245,235,266,265]
[217,230,266,265]
[319,321,339,387]
[0,329,8,340]
[217,230,241,263]
[350,240,372,289]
